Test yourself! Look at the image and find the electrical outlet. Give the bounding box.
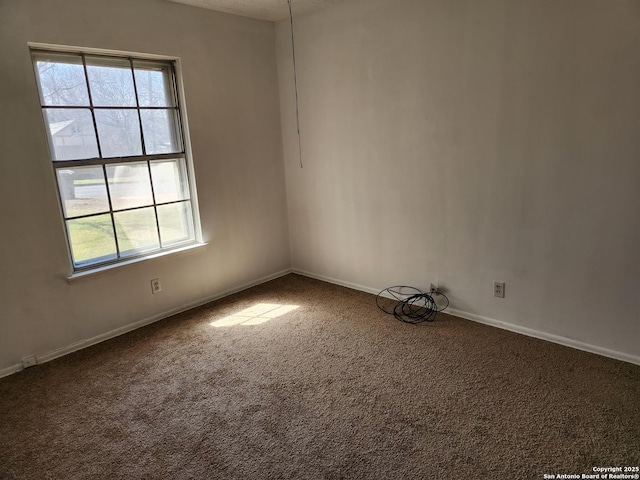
[430,283,439,294]
[494,281,505,298]
[151,278,162,294]
[22,356,37,369]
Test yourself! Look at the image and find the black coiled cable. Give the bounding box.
[376,285,449,324]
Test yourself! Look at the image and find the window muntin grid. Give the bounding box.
[33,49,197,271]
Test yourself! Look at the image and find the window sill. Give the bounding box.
[67,242,208,282]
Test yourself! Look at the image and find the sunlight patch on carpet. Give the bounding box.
[210,303,299,327]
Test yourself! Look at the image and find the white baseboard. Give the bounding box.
[4,267,637,380]
[292,269,640,367]
[292,269,384,296]
[447,308,640,367]
[0,363,23,379]
[1,268,292,379]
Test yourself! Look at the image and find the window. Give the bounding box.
[31,48,200,272]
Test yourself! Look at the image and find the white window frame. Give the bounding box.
[29,43,203,276]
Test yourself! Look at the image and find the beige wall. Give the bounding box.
[276,0,640,360]
[0,0,290,372]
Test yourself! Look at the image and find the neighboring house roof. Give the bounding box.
[49,120,74,136]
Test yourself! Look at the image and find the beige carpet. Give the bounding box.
[1,274,638,479]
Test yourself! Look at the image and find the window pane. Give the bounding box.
[86,57,136,107]
[114,207,160,257]
[95,109,142,157]
[133,61,174,107]
[150,158,190,203]
[43,108,99,160]
[57,166,108,218]
[34,53,89,106]
[67,214,117,267]
[158,201,194,246]
[33,48,198,272]
[106,162,153,210]
[140,109,181,154]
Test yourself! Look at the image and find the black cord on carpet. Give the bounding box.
[376,285,449,324]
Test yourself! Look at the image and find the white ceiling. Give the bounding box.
[166,0,351,22]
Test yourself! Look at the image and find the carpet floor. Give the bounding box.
[1,274,639,479]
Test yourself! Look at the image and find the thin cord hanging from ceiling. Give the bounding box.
[287,0,303,168]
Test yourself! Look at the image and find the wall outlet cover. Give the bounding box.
[22,356,37,368]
